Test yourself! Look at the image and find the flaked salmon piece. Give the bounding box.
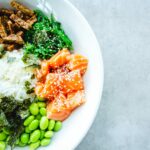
[47,93,67,112]
[47,91,85,121]
[67,54,88,75]
[48,48,71,68]
[59,70,84,93]
[36,68,45,81]
[36,49,71,80]
[36,73,59,99]
[53,65,70,74]
[40,60,50,77]
[43,73,59,98]
[36,70,84,100]
[36,60,50,81]
[47,110,71,122]
[67,90,86,109]
[35,82,44,98]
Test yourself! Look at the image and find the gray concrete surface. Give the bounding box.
[69,0,150,150]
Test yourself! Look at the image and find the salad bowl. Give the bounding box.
[0,0,104,149]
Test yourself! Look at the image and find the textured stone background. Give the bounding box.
[69,0,150,150]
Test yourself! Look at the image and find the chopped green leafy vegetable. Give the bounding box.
[22,53,39,65]
[0,96,31,147]
[0,44,6,59]
[24,81,34,94]
[23,10,73,60]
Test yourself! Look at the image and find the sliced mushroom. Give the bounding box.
[10,14,31,30]
[10,1,34,16]
[0,17,7,38]
[0,8,14,16]
[26,15,37,26]
[3,34,24,45]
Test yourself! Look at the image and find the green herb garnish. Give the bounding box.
[24,81,34,94]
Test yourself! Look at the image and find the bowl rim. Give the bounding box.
[63,0,104,149]
[0,0,104,149]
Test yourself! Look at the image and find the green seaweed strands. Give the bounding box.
[23,10,73,60]
[0,96,31,148]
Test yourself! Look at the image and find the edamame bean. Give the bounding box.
[29,103,39,115]
[21,133,29,144]
[29,140,40,150]
[53,121,62,132]
[48,120,55,131]
[40,116,49,130]
[40,131,45,140]
[37,102,46,108]
[0,141,5,150]
[0,132,7,141]
[6,136,10,142]
[25,126,31,133]
[15,139,19,145]
[28,140,31,144]
[44,131,53,138]
[30,130,41,143]
[3,128,10,135]
[41,138,51,146]
[18,141,26,147]
[0,44,4,51]
[24,116,35,126]
[40,108,47,116]
[35,114,42,120]
[37,96,45,101]
[29,120,39,131]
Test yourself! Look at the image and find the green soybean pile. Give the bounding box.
[0,99,62,150]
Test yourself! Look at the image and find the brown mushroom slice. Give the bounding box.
[1,16,12,35]
[3,34,24,45]
[0,9,14,16]
[7,20,14,34]
[0,38,3,44]
[26,15,37,26]
[16,10,24,19]
[6,44,15,51]
[16,31,24,37]
[10,14,31,30]
[23,15,30,21]
[13,22,21,30]
[0,17,7,38]
[10,1,34,16]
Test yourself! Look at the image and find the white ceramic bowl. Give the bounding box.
[1,0,104,149]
